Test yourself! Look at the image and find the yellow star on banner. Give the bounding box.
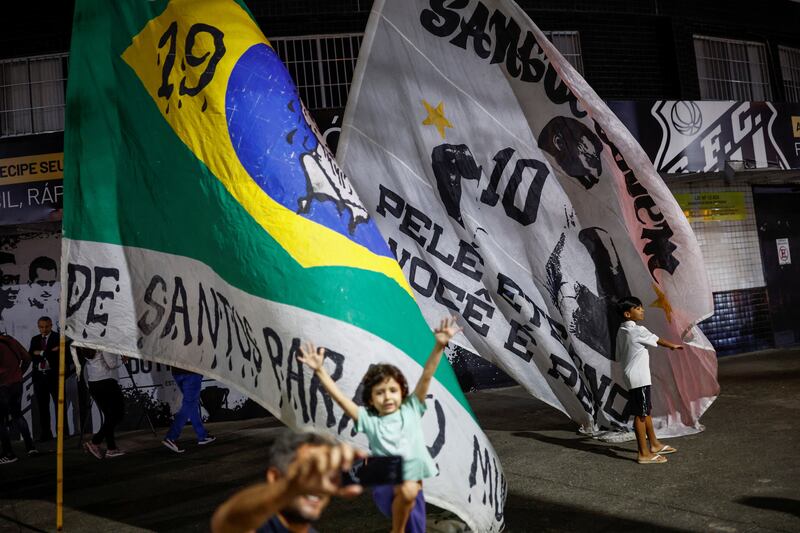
[650,283,674,324]
[422,99,453,139]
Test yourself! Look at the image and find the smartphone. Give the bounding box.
[341,456,404,486]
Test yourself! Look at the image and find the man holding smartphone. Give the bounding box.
[211,430,365,533]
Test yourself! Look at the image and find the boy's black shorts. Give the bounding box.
[629,385,652,417]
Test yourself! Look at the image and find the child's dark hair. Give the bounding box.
[617,296,642,317]
[361,363,409,412]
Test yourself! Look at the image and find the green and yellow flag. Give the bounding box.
[64,0,504,529]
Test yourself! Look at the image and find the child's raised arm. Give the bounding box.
[414,317,461,402]
[297,341,360,421]
[657,338,684,350]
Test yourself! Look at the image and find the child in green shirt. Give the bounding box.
[298,316,460,533]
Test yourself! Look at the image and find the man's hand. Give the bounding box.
[285,442,365,499]
[297,341,326,372]
[433,316,461,347]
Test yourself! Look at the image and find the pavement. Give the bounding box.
[1,349,798,532]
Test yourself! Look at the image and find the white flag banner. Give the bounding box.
[339,0,719,436]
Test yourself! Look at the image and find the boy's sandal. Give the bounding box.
[653,444,677,455]
[637,454,667,464]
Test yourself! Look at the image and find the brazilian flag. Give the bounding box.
[64,1,504,530]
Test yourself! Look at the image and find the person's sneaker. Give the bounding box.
[0,455,18,465]
[27,448,40,456]
[198,436,216,446]
[162,438,185,453]
[105,449,126,458]
[83,441,103,460]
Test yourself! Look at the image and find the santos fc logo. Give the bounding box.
[652,101,790,173]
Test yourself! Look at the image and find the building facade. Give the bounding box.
[2,1,800,400]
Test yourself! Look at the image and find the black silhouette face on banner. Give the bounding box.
[546,227,631,360]
[431,144,481,227]
[0,252,20,315]
[538,116,603,190]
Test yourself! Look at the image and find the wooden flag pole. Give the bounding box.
[56,236,69,531]
[56,332,66,530]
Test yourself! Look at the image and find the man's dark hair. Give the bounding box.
[38,316,53,324]
[616,296,643,317]
[360,363,409,413]
[0,252,16,280]
[29,256,57,282]
[266,429,335,473]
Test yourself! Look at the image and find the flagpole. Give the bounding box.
[56,232,69,531]
[56,332,66,530]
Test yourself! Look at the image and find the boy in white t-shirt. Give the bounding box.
[615,296,683,464]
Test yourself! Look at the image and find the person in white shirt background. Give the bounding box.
[82,349,126,459]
